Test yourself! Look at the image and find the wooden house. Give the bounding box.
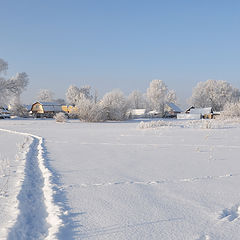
[189,107,213,119]
[185,106,195,114]
[61,105,78,115]
[127,109,146,119]
[178,107,214,120]
[164,102,182,118]
[31,102,63,118]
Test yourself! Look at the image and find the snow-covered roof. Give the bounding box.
[185,106,195,113]
[166,102,182,112]
[190,107,212,115]
[37,102,62,106]
[32,102,63,112]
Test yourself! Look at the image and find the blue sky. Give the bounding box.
[0,0,240,105]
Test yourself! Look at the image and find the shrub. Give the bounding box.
[222,101,240,118]
[138,120,169,129]
[54,112,67,123]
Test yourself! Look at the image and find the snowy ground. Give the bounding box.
[0,118,240,239]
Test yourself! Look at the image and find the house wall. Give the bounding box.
[32,103,44,113]
[62,106,68,113]
[68,106,78,113]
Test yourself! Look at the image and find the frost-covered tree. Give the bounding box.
[146,79,176,116]
[37,89,54,102]
[76,96,104,122]
[79,85,92,100]
[127,90,146,109]
[100,90,128,120]
[191,80,240,111]
[166,89,177,104]
[66,85,93,106]
[0,58,29,106]
[10,103,29,118]
[66,85,80,105]
[222,101,240,118]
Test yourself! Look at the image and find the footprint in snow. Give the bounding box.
[219,204,240,221]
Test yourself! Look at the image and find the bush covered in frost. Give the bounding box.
[138,120,170,129]
[54,112,67,123]
[10,103,29,118]
[100,90,129,121]
[76,97,104,122]
[222,101,240,118]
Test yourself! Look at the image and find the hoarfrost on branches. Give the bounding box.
[222,101,240,118]
[190,80,240,111]
[76,97,104,122]
[37,89,54,102]
[10,103,29,118]
[100,90,128,121]
[66,85,80,105]
[127,90,147,109]
[66,85,93,106]
[146,80,176,116]
[0,59,29,106]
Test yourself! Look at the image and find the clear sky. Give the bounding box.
[0,0,240,105]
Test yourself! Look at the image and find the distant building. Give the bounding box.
[178,107,214,119]
[61,105,78,115]
[164,102,182,117]
[185,106,195,114]
[127,109,146,119]
[189,107,213,119]
[31,102,63,118]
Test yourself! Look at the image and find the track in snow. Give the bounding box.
[0,129,62,240]
[66,173,240,189]
[8,137,48,239]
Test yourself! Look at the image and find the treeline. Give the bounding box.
[1,57,240,121]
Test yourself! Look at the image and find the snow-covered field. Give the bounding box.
[0,118,240,240]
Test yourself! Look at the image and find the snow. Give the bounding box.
[0,131,26,239]
[166,102,182,112]
[177,113,201,120]
[1,118,240,239]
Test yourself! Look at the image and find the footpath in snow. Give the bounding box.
[0,128,62,240]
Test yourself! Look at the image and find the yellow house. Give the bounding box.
[61,105,78,114]
[61,105,68,113]
[31,102,63,118]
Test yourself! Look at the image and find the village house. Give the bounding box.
[62,105,78,115]
[31,102,63,118]
[177,107,215,120]
[127,109,147,119]
[164,102,182,118]
[189,107,213,119]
